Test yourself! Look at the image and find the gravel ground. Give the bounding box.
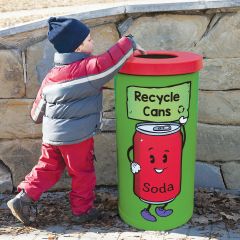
[0,187,239,235]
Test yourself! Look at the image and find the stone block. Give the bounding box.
[0,133,118,189]
[197,123,240,162]
[101,118,116,132]
[221,161,240,189]
[102,88,115,120]
[0,28,47,50]
[0,139,42,188]
[199,90,240,125]
[94,133,117,185]
[0,99,41,139]
[91,23,119,89]
[91,23,119,55]
[194,12,240,58]
[103,111,115,119]
[126,2,240,13]
[195,162,225,189]
[104,78,114,89]
[26,39,55,98]
[0,161,13,193]
[0,139,71,191]
[0,49,25,98]
[84,14,125,28]
[200,58,240,90]
[124,14,209,51]
[118,17,134,36]
[103,88,115,112]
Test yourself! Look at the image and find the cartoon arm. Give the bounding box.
[179,116,187,147]
[127,145,141,174]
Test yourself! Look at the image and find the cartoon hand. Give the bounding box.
[131,162,141,174]
[179,116,188,125]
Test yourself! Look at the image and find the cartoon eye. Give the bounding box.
[163,154,168,163]
[150,155,155,163]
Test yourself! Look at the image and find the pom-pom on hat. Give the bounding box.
[47,17,90,53]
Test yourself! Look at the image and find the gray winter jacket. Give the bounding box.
[31,37,134,145]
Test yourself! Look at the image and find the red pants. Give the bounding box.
[18,138,96,215]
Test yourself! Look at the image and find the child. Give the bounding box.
[7,17,143,225]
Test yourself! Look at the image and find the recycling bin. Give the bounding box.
[114,51,203,230]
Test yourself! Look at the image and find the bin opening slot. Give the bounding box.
[136,54,177,59]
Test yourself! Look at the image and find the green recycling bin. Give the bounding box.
[114,50,203,230]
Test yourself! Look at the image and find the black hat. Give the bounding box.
[47,17,90,53]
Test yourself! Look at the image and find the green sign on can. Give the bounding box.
[127,82,191,122]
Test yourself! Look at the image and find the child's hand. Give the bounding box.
[135,43,146,55]
[126,34,146,55]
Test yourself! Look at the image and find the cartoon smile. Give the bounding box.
[154,168,166,174]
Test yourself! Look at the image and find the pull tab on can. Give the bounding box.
[136,122,180,136]
[153,125,172,132]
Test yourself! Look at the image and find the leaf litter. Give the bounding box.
[0,187,239,235]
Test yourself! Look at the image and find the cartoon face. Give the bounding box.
[149,147,169,174]
[133,126,183,203]
[134,131,182,178]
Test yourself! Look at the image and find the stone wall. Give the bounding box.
[0,2,240,192]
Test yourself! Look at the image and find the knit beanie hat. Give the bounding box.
[47,17,90,53]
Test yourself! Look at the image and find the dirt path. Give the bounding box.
[1,188,240,235]
[0,0,132,28]
[0,0,123,12]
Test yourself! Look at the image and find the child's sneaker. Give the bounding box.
[7,190,36,225]
[71,208,101,224]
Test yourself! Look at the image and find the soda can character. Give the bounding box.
[127,120,186,222]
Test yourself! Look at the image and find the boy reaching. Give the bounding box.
[7,17,143,225]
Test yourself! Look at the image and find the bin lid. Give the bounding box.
[119,50,203,76]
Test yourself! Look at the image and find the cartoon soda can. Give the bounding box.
[128,122,184,222]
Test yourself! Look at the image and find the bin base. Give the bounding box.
[119,207,193,231]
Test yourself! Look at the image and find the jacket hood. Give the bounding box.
[54,52,90,65]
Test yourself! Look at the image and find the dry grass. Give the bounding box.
[0,0,122,12]
[1,188,240,235]
[0,0,131,28]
